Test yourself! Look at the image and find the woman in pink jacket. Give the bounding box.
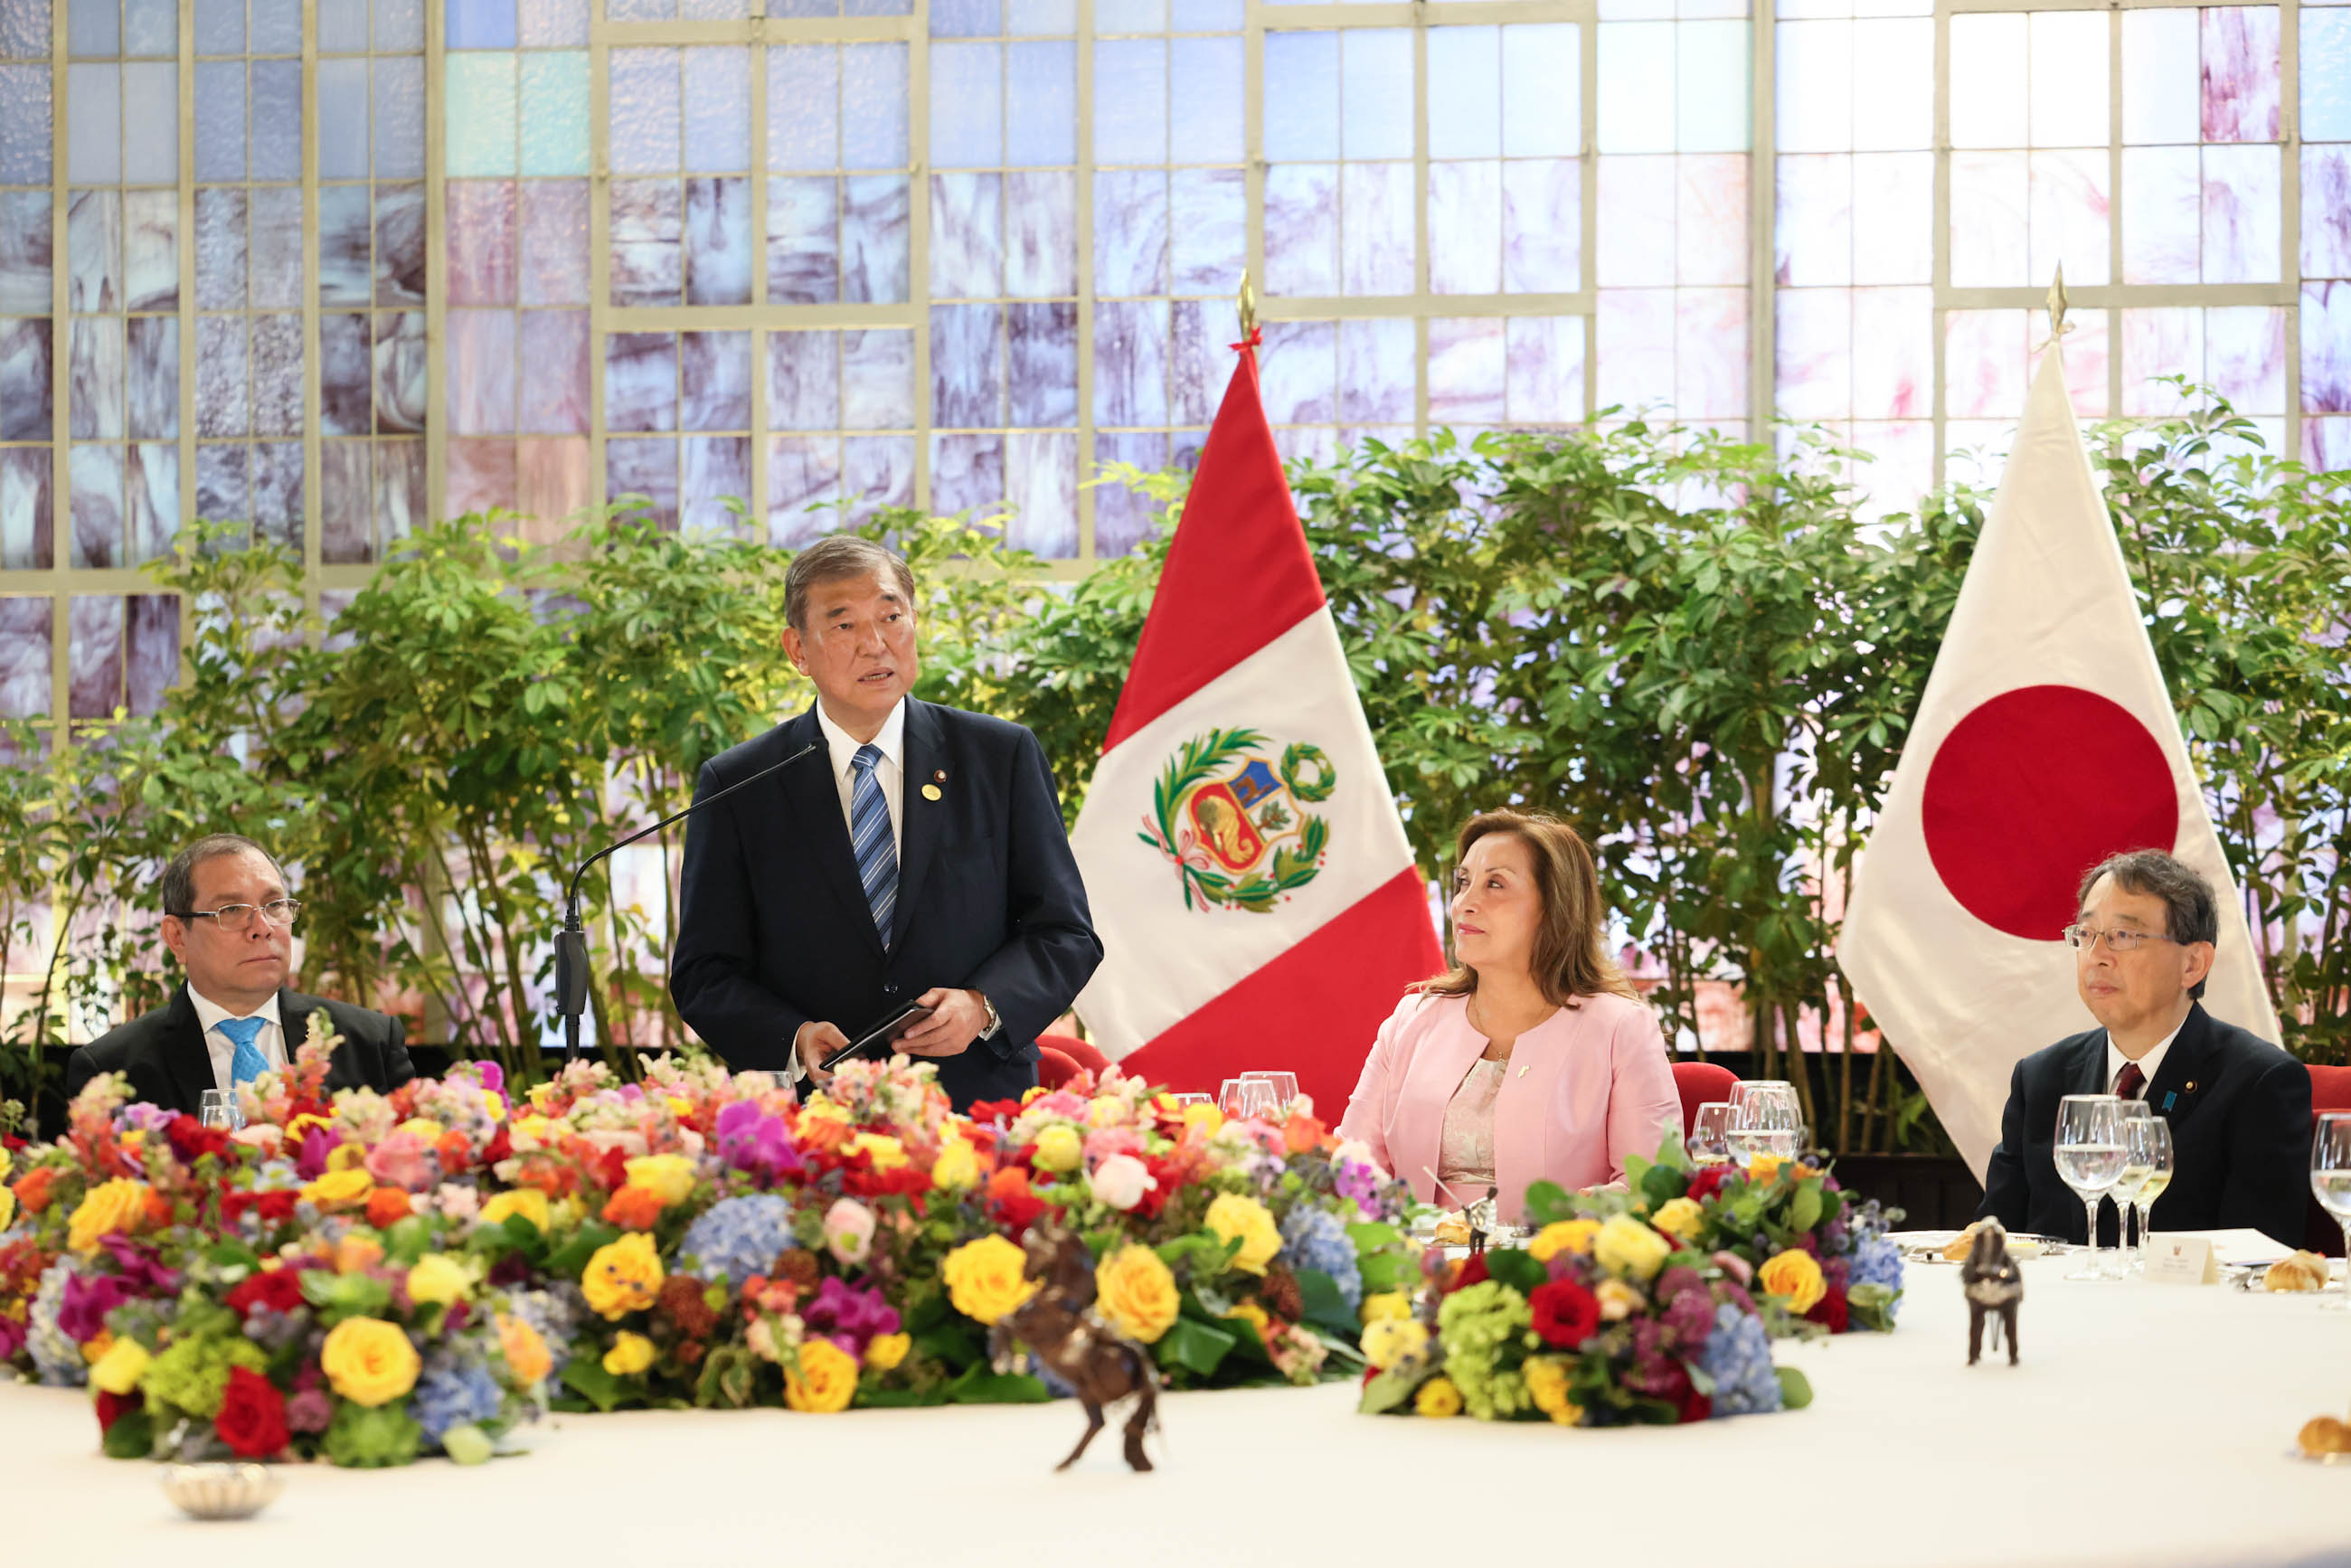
[1337,809,1683,1224]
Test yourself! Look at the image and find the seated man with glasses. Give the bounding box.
[1977,848,2310,1247]
[64,834,416,1115]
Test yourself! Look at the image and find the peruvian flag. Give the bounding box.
[1069,335,1443,1115]
[1838,343,2280,1178]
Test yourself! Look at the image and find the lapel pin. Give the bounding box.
[933,770,946,782]
[921,784,942,801]
[2184,1080,2196,1093]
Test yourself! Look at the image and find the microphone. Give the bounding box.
[554,739,823,1062]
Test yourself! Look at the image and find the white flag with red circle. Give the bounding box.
[1837,345,2280,1178]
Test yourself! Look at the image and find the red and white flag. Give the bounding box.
[1838,345,2280,1177]
[1070,336,1443,1115]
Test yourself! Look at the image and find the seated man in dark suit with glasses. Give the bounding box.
[1977,848,2310,1248]
[63,834,416,1115]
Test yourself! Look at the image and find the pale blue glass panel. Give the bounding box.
[930,0,999,36]
[1341,159,1412,294]
[1095,40,1166,165]
[123,60,176,181]
[1009,300,1077,425]
[1679,20,1751,152]
[519,0,588,46]
[375,0,425,51]
[194,61,245,181]
[448,0,519,48]
[316,59,370,179]
[1261,162,1336,294]
[1169,0,1238,26]
[846,0,913,17]
[611,49,680,173]
[448,53,518,177]
[607,0,675,17]
[841,327,913,427]
[841,174,910,300]
[684,46,751,172]
[681,436,751,534]
[123,0,172,55]
[1096,0,1160,31]
[1006,41,1075,165]
[1258,318,1336,423]
[770,44,838,169]
[1005,168,1075,294]
[1502,25,1578,157]
[374,57,426,178]
[317,184,372,301]
[930,302,1004,425]
[1341,30,1412,159]
[930,432,1004,518]
[194,0,242,53]
[1852,16,1930,152]
[318,0,368,51]
[1093,297,1167,423]
[768,174,837,302]
[842,43,907,168]
[67,62,118,184]
[1168,165,1242,292]
[1598,22,1674,153]
[1094,167,1166,294]
[2308,11,2351,142]
[1429,28,1500,160]
[1,0,52,58]
[685,175,752,302]
[1168,36,1242,163]
[520,52,591,176]
[1338,316,1414,423]
[0,64,50,184]
[251,0,301,51]
[930,170,1002,296]
[250,58,303,180]
[1007,0,1073,33]
[69,0,116,56]
[68,188,119,312]
[681,0,751,16]
[681,329,751,430]
[605,330,677,432]
[2120,11,2196,145]
[930,43,1002,167]
[0,191,47,311]
[769,329,839,430]
[1262,33,1338,162]
[1005,430,1076,558]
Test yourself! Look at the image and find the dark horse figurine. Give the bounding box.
[1961,1221,2024,1366]
[988,1225,1161,1472]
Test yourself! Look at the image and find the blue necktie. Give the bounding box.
[218,1015,269,1087]
[849,743,899,944]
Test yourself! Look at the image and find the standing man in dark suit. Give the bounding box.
[64,835,417,1113]
[1978,849,2310,1246]
[670,535,1102,1110]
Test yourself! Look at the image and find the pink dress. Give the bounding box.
[1336,989,1684,1224]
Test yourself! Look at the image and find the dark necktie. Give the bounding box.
[2114,1061,2146,1100]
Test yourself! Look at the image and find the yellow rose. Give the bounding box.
[848,1133,907,1170]
[512,1114,559,1147]
[1223,1300,1270,1341]
[930,1138,980,1192]
[1593,1214,1674,1282]
[1747,1152,1790,1184]
[1414,1376,1463,1418]
[497,1313,552,1385]
[1093,1245,1180,1345]
[1596,1278,1646,1321]
[479,1188,552,1233]
[1359,1290,1412,1325]
[1203,1193,1281,1276]
[1524,1355,1581,1425]
[90,1336,151,1395]
[396,1117,445,1141]
[784,1338,861,1412]
[1527,1219,1600,1263]
[1181,1101,1224,1138]
[1650,1196,1704,1242]
[1087,1096,1127,1129]
[602,1331,656,1377]
[1361,1318,1430,1373]
[0,1145,12,1179]
[67,1177,152,1254]
[581,1233,666,1319]
[1030,1124,1082,1174]
[326,1142,369,1173]
[864,1332,911,1372]
[666,1096,693,1119]
[405,1253,472,1308]
[1758,1249,1827,1314]
[302,1167,374,1212]
[622,1153,698,1206]
[320,1316,422,1406]
[0,1185,16,1233]
[940,1234,1037,1325]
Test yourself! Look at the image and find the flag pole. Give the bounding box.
[1235,269,1259,349]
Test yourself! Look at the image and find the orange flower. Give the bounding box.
[436,1131,473,1173]
[334,1233,386,1274]
[1282,1113,1327,1156]
[796,1116,852,1156]
[986,1166,1033,1204]
[497,1313,553,1385]
[141,1188,175,1231]
[601,1185,666,1232]
[14,1167,58,1214]
[366,1186,416,1230]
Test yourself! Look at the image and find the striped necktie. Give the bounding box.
[849,743,898,943]
[217,1015,269,1087]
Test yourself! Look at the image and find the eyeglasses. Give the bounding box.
[175,899,302,932]
[2061,924,2176,954]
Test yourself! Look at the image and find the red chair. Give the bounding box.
[1035,1045,1081,1092]
[1040,1032,1109,1078]
[1671,1062,1740,1139]
[2304,1064,2351,1256]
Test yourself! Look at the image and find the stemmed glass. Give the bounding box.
[2107,1102,2156,1276]
[1218,1078,1277,1121]
[1686,1102,1735,1166]
[2054,1094,2127,1281]
[2309,1113,2351,1309]
[1241,1071,1300,1110]
[2123,1113,2173,1277]
[198,1089,243,1133]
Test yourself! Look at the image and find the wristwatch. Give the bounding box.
[975,991,1001,1040]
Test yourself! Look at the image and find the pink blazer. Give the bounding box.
[1336,989,1684,1224]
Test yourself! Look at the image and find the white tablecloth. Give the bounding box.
[5,1256,2350,1566]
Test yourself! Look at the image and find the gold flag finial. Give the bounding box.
[2045,264,2071,340]
[1237,269,1258,342]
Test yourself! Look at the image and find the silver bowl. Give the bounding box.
[160,1462,284,1520]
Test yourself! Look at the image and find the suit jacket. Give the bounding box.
[669,698,1103,1111]
[1336,990,1684,1224]
[1976,1002,2311,1247]
[63,985,418,1116]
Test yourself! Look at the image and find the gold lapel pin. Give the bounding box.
[921,784,942,801]
[932,770,946,782]
[2184,1080,2197,1093]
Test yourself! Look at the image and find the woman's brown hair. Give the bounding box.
[1416,809,1638,1007]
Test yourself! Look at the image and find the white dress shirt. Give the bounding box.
[188,985,287,1093]
[814,696,905,862]
[2107,1019,2184,1098]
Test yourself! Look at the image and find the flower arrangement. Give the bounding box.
[0,1029,1413,1466]
[1358,1209,1810,1427]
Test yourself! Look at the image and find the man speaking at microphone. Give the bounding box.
[671,535,1101,1110]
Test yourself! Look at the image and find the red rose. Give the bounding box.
[1805,1285,1851,1334]
[1445,1252,1490,1294]
[213,1366,290,1459]
[94,1389,141,1436]
[968,1099,1025,1125]
[165,1114,232,1167]
[1676,1384,1714,1424]
[1686,1165,1736,1204]
[1528,1279,1601,1348]
[222,1189,300,1227]
[226,1268,308,1318]
[480,1125,512,1166]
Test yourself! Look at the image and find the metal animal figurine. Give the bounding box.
[989,1225,1161,1472]
[1961,1222,2024,1366]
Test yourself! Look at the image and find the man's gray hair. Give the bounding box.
[783,535,917,632]
[2077,848,2219,998]
[160,835,286,918]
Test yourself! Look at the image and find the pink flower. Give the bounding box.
[1087,1153,1157,1212]
[364,1129,439,1193]
[1081,1125,1143,1164]
[824,1198,875,1266]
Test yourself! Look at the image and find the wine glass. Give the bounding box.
[198,1089,243,1133]
[1218,1078,1276,1120]
[1241,1071,1300,1110]
[2108,1102,2155,1275]
[1686,1102,1735,1166]
[2054,1094,2127,1280]
[2123,1113,2173,1277]
[2309,1113,2351,1310]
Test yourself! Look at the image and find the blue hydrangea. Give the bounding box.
[27,1261,86,1388]
[1277,1204,1363,1311]
[678,1194,797,1292]
[412,1354,503,1443]
[1697,1304,1783,1418]
[1848,1234,1904,1319]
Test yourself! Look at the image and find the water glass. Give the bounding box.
[2107,1102,2156,1274]
[1731,1081,1805,1160]
[2310,1113,2351,1310]
[1241,1071,1300,1110]
[1218,1078,1277,1121]
[1686,1102,1735,1166]
[2054,1094,2127,1280]
[2124,1113,2173,1277]
[198,1089,243,1133]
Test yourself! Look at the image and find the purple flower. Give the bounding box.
[476,1061,505,1097]
[114,1103,175,1136]
[1822,1220,1850,1254]
[1663,1286,1716,1346]
[1653,1265,1704,1305]
[98,1234,182,1295]
[715,1101,802,1185]
[1622,1319,1682,1396]
[57,1274,137,1342]
[0,1316,23,1361]
[1335,1157,1383,1217]
[285,1388,333,1433]
[296,1125,342,1180]
[1823,1256,1851,1291]
[801,1275,900,1355]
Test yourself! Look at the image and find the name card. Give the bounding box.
[2144,1235,2219,1285]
